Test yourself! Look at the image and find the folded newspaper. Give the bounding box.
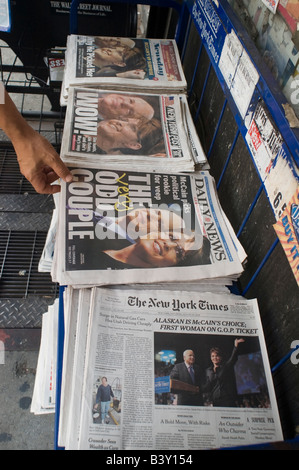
[61,35,187,105]
[51,164,245,288]
[39,193,246,284]
[38,193,59,273]
[30,299,59,415]
[60,87,207,172]
[55,286,283,450]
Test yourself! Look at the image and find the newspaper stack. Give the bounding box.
[32,32,285,451]
[60,87,207,172]
[55,286,283,450]
[51,164,245,288]
[38,194,59,273]
[60,36,187,106]
[30,299,59,415]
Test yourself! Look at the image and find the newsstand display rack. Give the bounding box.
[52,0,299,450]
[0,0,297,450]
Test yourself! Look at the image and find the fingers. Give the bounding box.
[29,162,73,195]
[50,157,73,184]
[40,147,73,184]
[29,172,60,195]
[14,131,73,194]
[28,153,73,194]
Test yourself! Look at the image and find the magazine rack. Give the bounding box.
[55,0,299,450]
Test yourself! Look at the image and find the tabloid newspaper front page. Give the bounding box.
[60,87,207,171]
[51,164,244,287]
[56,286,283,450]
[61,35,187,105]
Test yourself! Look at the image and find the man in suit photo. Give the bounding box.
[170,349,203,406]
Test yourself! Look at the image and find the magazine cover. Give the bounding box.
[274,187,299,286]
[52,164,244,287]
[61,35,187,104]
[60,87,207,171]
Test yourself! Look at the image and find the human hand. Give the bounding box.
[234,338,245,348]
[13,127,73,194]
[0,85,72,193]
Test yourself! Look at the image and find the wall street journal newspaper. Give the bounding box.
[56,286,283,450]
[51,164,244,288]
[61,35,187,105]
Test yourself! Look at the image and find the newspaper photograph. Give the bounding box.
[61,287,283,450]
[61,35,187,104]
[52,164,244,287]
[60,87,207,171]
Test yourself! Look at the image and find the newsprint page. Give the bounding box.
[60,88,206,171]
[61,287,283,450]
[52,165,244,287]
[61,35,187,104]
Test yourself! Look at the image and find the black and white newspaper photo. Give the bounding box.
[52,164,244,287]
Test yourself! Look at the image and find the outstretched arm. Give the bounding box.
[0,84,72,194]
[234,338,245,348]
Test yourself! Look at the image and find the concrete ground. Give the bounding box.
[0,347,55,450]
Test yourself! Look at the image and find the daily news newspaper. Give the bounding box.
[61,35,187,105]
[51,164,244,288]
[60,87,207,171]
[56,286,283,450]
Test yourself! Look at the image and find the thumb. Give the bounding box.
[51,158,73,183]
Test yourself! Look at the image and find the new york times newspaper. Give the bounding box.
[57,286,283,450]
[52,164,244,287]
